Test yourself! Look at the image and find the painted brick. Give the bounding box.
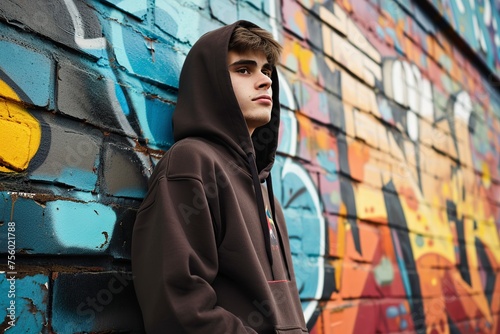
[105,203,139,259]
[324,214,344,258]
[155,0,220,45]
[100,0,148,20]
[282,207,304,244]
[0,191,118,255]
[345,221,383,263]
[0,192,138,259]
[153,1,183,39]
[237,2,273,29]
[281,39,300,74]
[209,0,238,24]
[106,19,182,88]
[51,271,143,332]
[0,39,53,108]
[45,199,118,253]
[296,81,332,125]
[261,0,276,17]
[374,256,409,297]
[321,299,379,334]
[353,109,380,148]
[140,94,175,150]
[376,298,413,332]
[303,12,323,51]
[282,0,308,40]
[318,170,341,215]
[101,142,149,199]
[276,109,297,155]
[0,0,106,59]
[0,272,49,332]
[183,0,209,8]
[0,193,52,254]
[340,261,382,299]
[295,114,337,165]
[291,254,328,300]
[28,117,101,191]
[243,0,262,10]
[0,101,43,173]
[57,61,135,136]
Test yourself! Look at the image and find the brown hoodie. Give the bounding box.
[131,20,308,333]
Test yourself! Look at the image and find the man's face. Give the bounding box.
[227,49,273,135]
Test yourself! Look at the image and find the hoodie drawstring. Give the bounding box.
[266,173,277,225]
[248,153,292,280]
[266,173,291,280]
[247,153,274,269]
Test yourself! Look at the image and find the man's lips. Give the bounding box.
[252,95,272,102]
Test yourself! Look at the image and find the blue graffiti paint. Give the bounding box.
[400,318,408,329]
[210,0,238,24]
[101,0,147,19]
[449,0,477,46]
[392,230,413,304]
[386,305,399,318]
[274,157,325,308]
[415,234,424,247]
[0,193,47,254]
[385,303,409,329]
[0,274,49,333]
[144,96,175,149]
[155,1,179,37]
[292,252,322,300]
[103,9,178,149]
[155,0,222,45]
[435,0,500,74]
[276,111,296,155]
[0,192,117,254]
[57,167,98,192]
[109,12,181,87]
[48,200,116,250]
[381,0,404,31]
[317,150,338,181]
[377,96,395,124]
[114,82,130,116]
[0,40,52,107]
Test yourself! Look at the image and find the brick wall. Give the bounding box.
[0,0,499,332]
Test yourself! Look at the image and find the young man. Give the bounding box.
[132,20,308,333]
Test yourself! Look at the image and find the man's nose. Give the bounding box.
[257,73,272,89]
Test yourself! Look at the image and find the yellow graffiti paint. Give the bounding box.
[481,161,491,188]
[0,79,41,172]
[291,41,317,79]
[431,277,437,286]
[475,217,500,264]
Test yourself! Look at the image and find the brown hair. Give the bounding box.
[228,26,282,66]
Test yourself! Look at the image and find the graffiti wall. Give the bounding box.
[0,0,499,332]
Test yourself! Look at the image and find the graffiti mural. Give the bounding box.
[0,0,499,332]
[275,0,500,333]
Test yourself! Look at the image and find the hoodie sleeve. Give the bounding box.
[132,175,257,333]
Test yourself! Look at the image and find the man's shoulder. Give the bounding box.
[171,137,216,151]
[168,137,220,161]
[154,138,223,179]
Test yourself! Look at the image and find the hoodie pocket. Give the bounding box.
[275,326,308,334]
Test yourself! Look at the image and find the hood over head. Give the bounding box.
[172,20,281,180]
[172,21,285,269]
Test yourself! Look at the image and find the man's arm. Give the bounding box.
[132,176,257,333]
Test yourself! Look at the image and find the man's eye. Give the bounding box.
[236,68,250,74]
[263,70,272,77]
